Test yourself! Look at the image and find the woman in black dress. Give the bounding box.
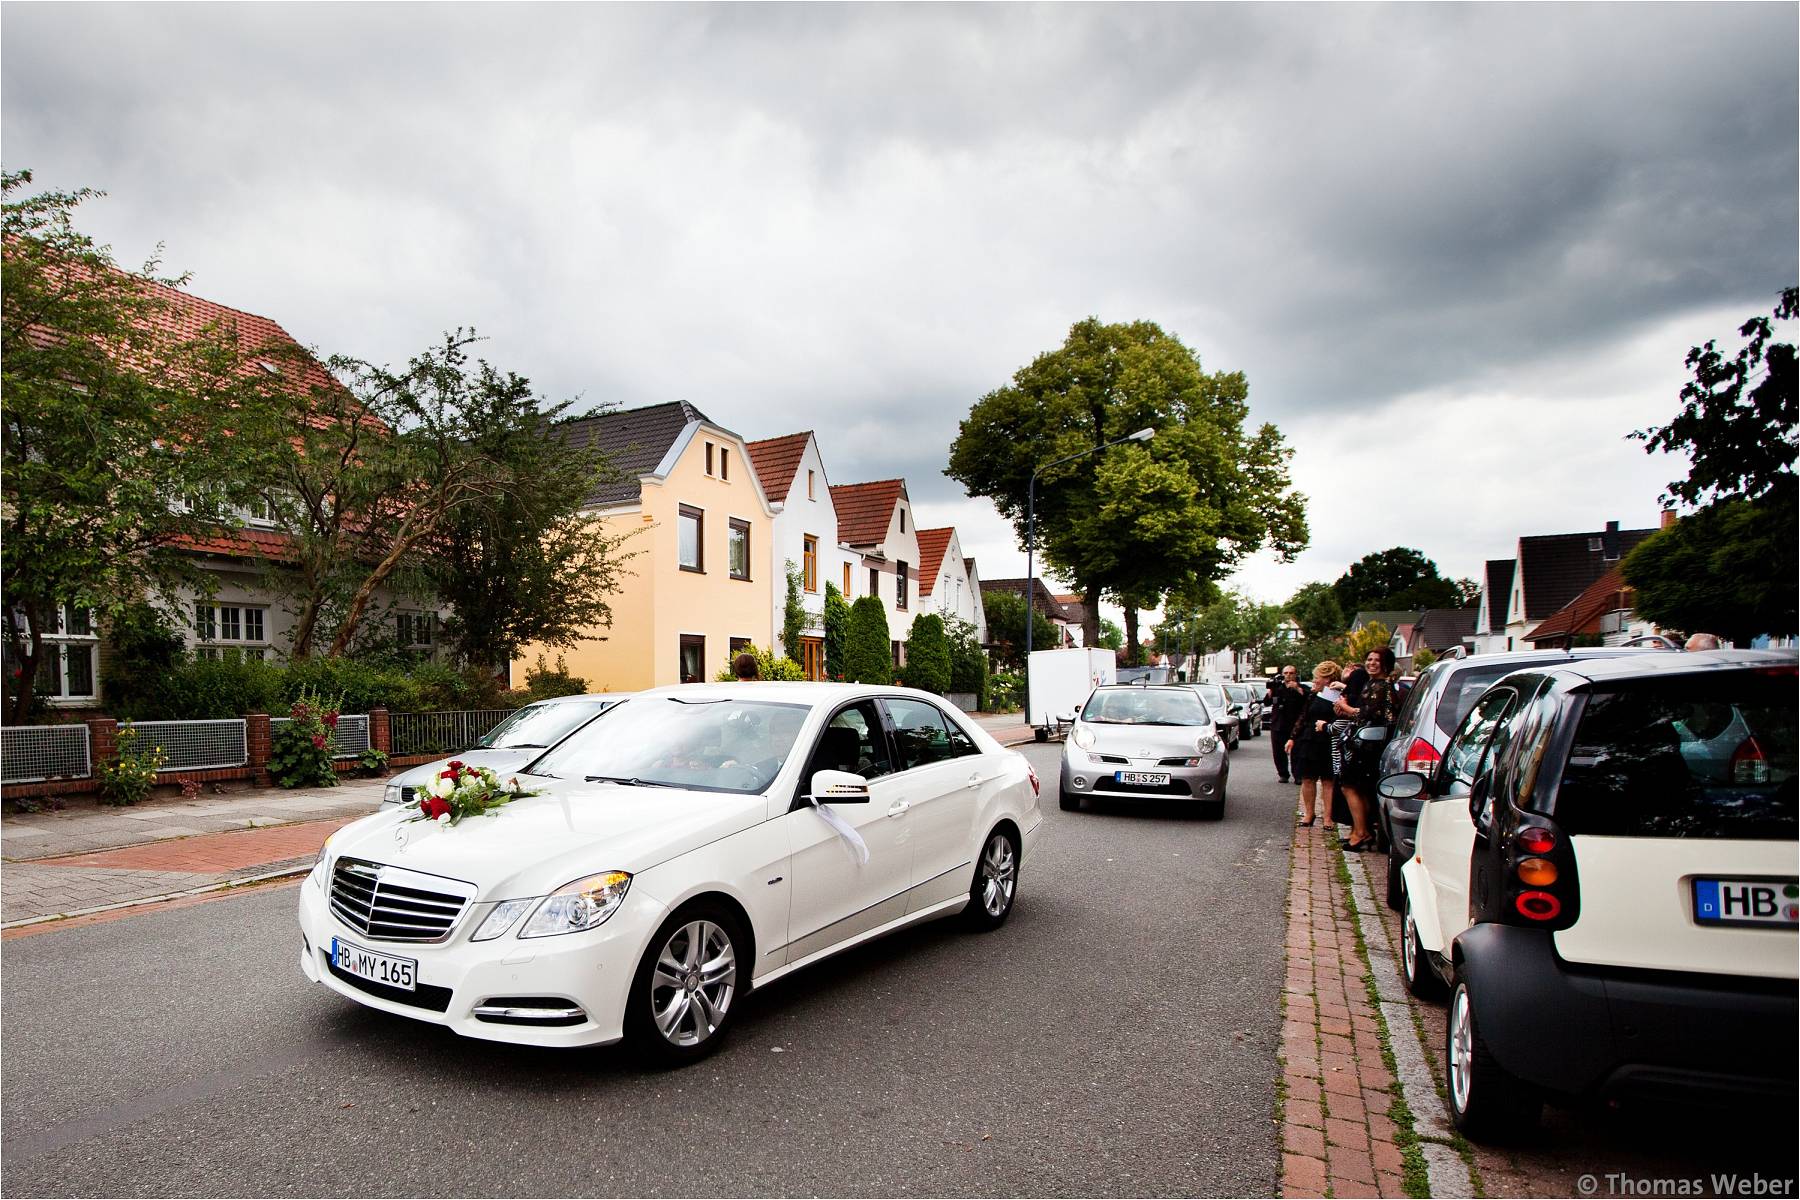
[1337,647,1399,851]
[1286,661,1342,827]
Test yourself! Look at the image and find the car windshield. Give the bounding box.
[1080,689,1208,726]
[1226,684,1256,703]
[1548,669,1797,840]
[526,697,811,794]
[478,698,618,749]
[1196,684,1228,709]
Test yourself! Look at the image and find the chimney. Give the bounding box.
[1603,520,1620,562]
[1661,509,1678,530]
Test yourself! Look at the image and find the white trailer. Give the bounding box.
[1027,647,1117,739]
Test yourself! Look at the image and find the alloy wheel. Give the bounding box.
[649,919,737,1047]
[1449,986,1474,1113]
[979,833,1017,917]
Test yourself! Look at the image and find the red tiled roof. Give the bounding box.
[1052,593,1088,627]
[746,432,812,504]
[168,527,301,564]
[916,527,955,596]
[830,479,907,547]
[1524,567,1635,644]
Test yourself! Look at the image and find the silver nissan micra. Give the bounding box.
[1057,684,1229,818]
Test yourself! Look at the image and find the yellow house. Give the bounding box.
[513,401,775,691]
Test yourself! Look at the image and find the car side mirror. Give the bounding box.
[806,769,871,805]
[1378,772,1427,801]
[1355,725,1390,745]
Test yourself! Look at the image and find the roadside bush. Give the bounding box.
[901,613,952,694]
[842,596,892,684]
[110,654,284,722]
[945,617,989,707]
[98,721,166,805]
[524,654,589,699]
[987,669,1024,713]
[100,603,187,716]
[268,689,341,789]
[712,644,805,682]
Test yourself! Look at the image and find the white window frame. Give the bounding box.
[16,605,101,703]
[397,611,437,650]
[194,602,272,661]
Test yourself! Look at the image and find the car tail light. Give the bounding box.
[1514,891,1563,921]
[1403,737,1441,775]
[1025,762,1040,797]
[1730,736,1770,785]
[1516,857,1557,886]
[1517,826,1556,855]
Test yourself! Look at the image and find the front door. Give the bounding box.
[780,700,912,964]
[800,637,825,681]
[881,696,986,912]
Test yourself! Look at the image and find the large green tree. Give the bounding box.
[1624,287,1797,643]
[1331,547,1460,616]
[1283,581,1347,640]
[1,171,266,722]
[947,318,1307,646]
[981,591,1059,670]
[426,392,637,672]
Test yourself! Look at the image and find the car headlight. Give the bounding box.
[383,784,402,806]
[309,838,335,890]
[1072,725,1096,751]
[1197,733,1219,756]
[519,871,632,938]
[470,897,537,942]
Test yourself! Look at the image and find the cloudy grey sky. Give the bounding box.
[5,2,1795,617]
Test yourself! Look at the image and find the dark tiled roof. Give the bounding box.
[830,479,907,546]
[1485,559,1516,629]
[964,557,976,577]
[1518,527,1655,620]
[982,578,1072,621]
[1524,567,1635,644]
[916,527,955,597]
[1414,608,1478,653]
[557,401,711,508]
[1053,593,1089,627]
[745,431,811,505]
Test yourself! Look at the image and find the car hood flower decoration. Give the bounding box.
[405,759,539,827]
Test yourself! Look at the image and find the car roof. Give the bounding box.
[1429,647,1666,678]
[531,692,632,705]
[1093,683,1200,694]
[629,681,958,705]
[1528,648,1797,685]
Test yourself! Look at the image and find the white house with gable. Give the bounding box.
[745,431,850,680]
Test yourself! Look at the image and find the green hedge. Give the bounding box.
[105,654,528,721]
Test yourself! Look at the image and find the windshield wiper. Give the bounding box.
[585,775,678,788]
[500,743,549,749]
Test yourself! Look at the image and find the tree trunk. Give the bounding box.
[4,605,46,726]
[325,513,437,657]
[1124,606,1140,664]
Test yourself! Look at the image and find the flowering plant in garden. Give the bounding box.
[268,688,342,789]
[97,720,166,806]
[407,760,537,827]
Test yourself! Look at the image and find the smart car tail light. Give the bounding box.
[1502,820,1577,929]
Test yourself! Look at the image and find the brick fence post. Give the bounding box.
[369,708,391,755]
[246,712,272,785]
[86,716,118,772]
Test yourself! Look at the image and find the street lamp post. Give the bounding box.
[1024,426,1154,726]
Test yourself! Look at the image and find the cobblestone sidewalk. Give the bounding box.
[1281,826,1424,1199]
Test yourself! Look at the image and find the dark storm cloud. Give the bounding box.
[4,2,1795,597]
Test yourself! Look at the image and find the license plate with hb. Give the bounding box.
[1692,878,1799,929]
[1116,771,1171,786]
[332,937,418,990]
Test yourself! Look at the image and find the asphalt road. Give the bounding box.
[1,739,1296,1198]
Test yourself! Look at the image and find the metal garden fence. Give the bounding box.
[131,719,249,772]
[271,713,370,759]
[388,709,514,757]
[1,724,93,784]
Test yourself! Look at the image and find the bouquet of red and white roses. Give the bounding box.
[407,760,538,827]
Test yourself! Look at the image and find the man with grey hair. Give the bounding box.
[1684,632,1723,651]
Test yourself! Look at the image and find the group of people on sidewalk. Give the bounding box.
[1262,649,1400,853]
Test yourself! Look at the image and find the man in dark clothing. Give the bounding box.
[1266,664,1309,783]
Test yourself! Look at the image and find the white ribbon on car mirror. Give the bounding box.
[803,795,870,865]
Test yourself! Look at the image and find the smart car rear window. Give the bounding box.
[1434,664,1519,738]
[1548,671,1797,840]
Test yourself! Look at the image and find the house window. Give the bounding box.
[730,636,752,655]
[679,505,704,572]
[869,566,879,598]
[679,635,705,684]
[705,442,715,476]
[14,605,100,701]
[896,560,909,610]
[194,603,272,662]
[728,519,751,581]
[807,469,815,500]
[892,640,904,667]
[899,508,906,534]
[843,563,853,595]
[720,448,729,481]
[397,611,436,649]
[803,536,818,592]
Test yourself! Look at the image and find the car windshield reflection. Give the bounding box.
[1080,690,1208,727]
[528,698,811,794]
[478,698,619,750]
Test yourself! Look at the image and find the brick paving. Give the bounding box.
[1282,825,1414,1199]
[48,816,346,874]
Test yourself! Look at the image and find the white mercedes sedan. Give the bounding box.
[299,683,1043,1063]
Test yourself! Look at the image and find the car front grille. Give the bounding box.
[329,857,475,943]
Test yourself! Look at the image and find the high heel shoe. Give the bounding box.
[1298,816,1316,827]
[1343,837,1375,853]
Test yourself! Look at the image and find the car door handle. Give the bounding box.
[886,801,910,818]
[966,772,982,790]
